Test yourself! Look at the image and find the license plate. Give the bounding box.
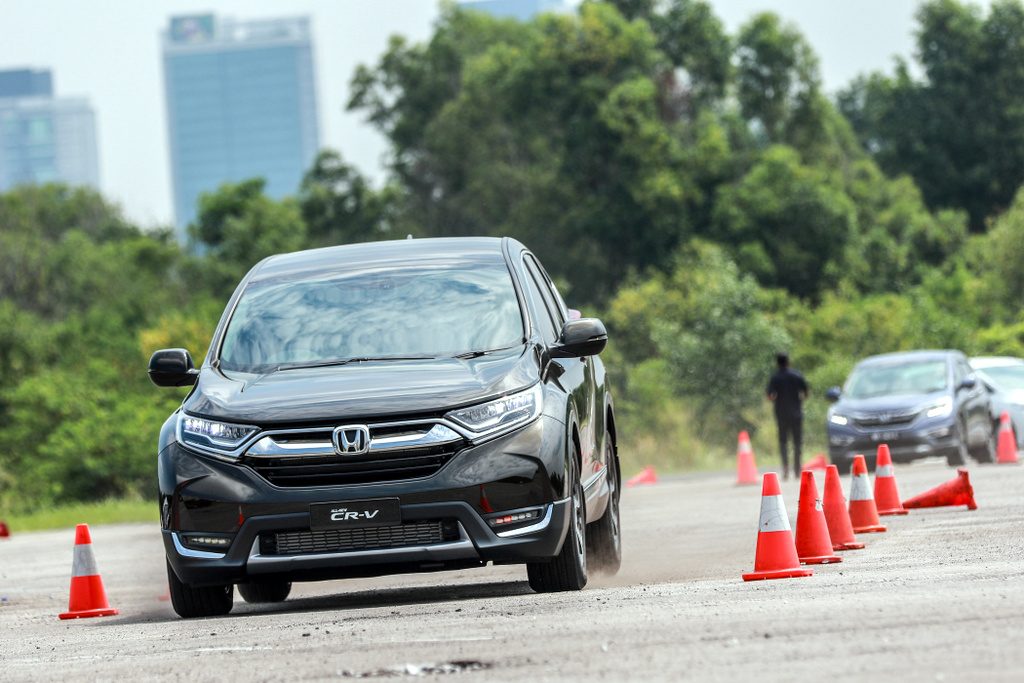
[309,498,401,530]
[872,431,899,442]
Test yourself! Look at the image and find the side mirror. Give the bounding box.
[825,386,842,403]
[958,375,977,392]
[551,318,607,359]
[148,348,199,387]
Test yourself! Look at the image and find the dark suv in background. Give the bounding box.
[825,350,995,473]
[149,237,621,619]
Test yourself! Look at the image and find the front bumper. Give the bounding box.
[160,416,572,586]
[828,420,959,468]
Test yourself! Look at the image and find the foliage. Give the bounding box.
[838,0,1024,229]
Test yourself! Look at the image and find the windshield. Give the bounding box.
[219,258,524,373]
[844,360,948,399]
[979,365,1024,392]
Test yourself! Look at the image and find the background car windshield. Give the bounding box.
[845,360,948,399]
[219,259,524,373]
[980,365,1024,391]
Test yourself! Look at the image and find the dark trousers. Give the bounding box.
[776,413,803,475]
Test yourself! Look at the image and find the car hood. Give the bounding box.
[834,392,946,415]
[183,347,537,425]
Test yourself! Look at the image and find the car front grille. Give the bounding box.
[242,421,466,487]
[260,520,460,556]
[852,411,919,429]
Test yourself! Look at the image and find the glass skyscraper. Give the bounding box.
[162,15,320,237]
[0,68,99,192]
[458,0,572,21]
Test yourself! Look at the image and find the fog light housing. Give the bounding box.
[486,508,542,528]
[830,434,855,446]
[180,533,234,551]
[926,426,952,438]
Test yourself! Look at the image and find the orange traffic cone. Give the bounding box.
[0,520,9,538]
[848,454,886,533]
[873,444,908,516]
[823,465,864,550]
[802,453,828,471]
[794,470,841,564]
[742,472,813,581]
[903,468,977,510]
[626,466,658,487]
[996,412,1019,464]
[736,431,758,485]
[58,524,118,620]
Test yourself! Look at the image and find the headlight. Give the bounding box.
[446,384,543,439]
[179,414,258,455]
[829,414,849,426]
[925,397,953,419]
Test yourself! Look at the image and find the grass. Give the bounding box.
[0,498,157,533]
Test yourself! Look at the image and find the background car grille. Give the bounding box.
[245,442,461,487]
[260,520,460,556]
[852,410,919,429]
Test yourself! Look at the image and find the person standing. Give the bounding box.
[766,352,809,479]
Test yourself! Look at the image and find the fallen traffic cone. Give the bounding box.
[996,412,1019,464]
[742,472,813,581]
[802,453,828,471]
[823,465,864,550]
[626,465,658,487]
[0,521,9,538]
[736,431,759,485]
[873,444,908,516]
[848,454,886,533]
[903,468,977,511]
[794,471,842,564]
[58,524,118,620]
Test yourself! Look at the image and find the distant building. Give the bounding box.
[458,0,572,21]
[162,14,320,237]
[0,68,99,192]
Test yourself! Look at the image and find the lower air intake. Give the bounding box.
[260,520,460,556]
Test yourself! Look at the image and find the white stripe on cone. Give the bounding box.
[850,473,873,501]
[758,494,791,532]
[72,544,99,577]
[876,464,894,477]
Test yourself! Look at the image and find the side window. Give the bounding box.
[528,255,568,325]
[520,260,558,344]
[953,361,966,387]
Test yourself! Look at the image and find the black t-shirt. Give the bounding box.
[767,368,808,418]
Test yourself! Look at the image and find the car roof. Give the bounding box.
[251,237,509,281]
[856,350,961,367]
[970,356,1024,369]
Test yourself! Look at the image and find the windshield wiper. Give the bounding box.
[275,355,438,372]
[451,345,518,360]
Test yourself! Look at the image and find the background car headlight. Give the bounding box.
[925,397,953,419]
[179,414,258,454]
[446,384,543,439]
[829,414,849,426]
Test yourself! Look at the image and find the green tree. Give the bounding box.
[839,0,1024,229]
[712,146,856,299]
[299,150,397,246]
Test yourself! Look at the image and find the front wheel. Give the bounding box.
[586,434,621,576]
[167,561,233,619]
[971,426,997,464]
[947,421,969,467]
[527,457,587,593]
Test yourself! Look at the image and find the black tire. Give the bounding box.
[586,434,621,576]
[527,456,587,593]
[971,426,997,464]
[167,561,233,619]
[947,421,969,467]
[237,579,292,604]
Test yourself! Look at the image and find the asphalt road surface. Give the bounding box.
[2,459,1022,681]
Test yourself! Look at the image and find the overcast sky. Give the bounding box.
[0,0,923,228]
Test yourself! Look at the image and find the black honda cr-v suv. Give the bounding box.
[149,237,621,618]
